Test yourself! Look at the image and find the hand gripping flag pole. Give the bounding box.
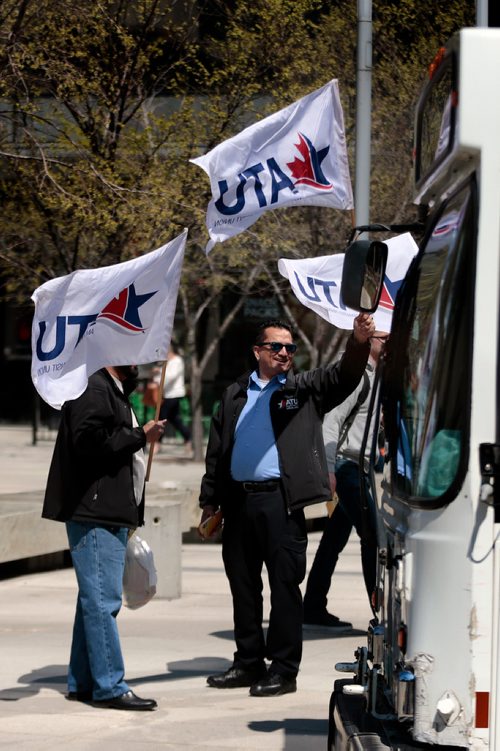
[145,359,167,482]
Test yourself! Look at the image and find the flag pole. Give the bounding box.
[145,360,167,481]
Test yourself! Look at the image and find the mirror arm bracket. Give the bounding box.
[348,222,426,244]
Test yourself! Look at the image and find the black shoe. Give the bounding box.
[249,672,297,697]
[303,611,353,631]
[93,690,157,711]
[207,665,266,689]
[66,691,92,702]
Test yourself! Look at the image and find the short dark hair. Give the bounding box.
[255,319,294,345]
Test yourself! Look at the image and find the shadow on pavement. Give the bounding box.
[302,627,366,640]
[249,717,328,750]
[0,665,67,701]
[1,657,235,701]
[209,628,235,641]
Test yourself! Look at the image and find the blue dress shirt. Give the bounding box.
[230,371,285,481]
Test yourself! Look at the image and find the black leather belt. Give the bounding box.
[241,480,280,493]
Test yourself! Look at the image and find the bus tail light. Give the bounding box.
[476,692,489,728]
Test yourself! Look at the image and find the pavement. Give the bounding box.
[0,425,372,751]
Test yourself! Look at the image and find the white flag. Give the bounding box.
[191,80,353,253]
[278,233,419,332]
[31,230,187,409]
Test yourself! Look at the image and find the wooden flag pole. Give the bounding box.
[145,360,167,482]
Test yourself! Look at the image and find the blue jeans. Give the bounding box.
[66,521,130,701]
[303,458,377,614]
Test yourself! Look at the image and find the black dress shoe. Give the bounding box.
[249,672,297,697]
[207,665,266,689]
[66,691,92,702]
[93,690,157,711]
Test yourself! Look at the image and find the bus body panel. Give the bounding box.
[330,28,500,751]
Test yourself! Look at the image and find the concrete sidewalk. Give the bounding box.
[0,426,372,750]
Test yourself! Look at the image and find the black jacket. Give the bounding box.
[199,335,370,513]
[42,369,147,529]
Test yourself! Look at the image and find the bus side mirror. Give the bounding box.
[341,240,388,313]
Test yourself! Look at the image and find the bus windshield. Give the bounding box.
[415,50,456,185]
[391,180,475,503]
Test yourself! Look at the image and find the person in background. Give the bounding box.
[302,332,389,630]
[155,343,192,454]
[198,314,375,697]
[42,365,165,711]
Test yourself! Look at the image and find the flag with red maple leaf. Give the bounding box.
[190,80,353,254]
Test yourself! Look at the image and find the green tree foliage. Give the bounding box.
[0,0,199,284]
[0,0,476,452]
[369,0,475,223]
[0,0,477,294]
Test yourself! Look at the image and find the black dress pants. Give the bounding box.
[221,484,307,679]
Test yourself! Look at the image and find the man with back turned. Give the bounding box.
[42,364,165,710]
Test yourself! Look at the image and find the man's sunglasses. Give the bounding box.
[257,341,297,354]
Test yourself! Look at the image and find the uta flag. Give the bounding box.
[278,233,419,332]
[191,80,353,253]
[31,230,187,409]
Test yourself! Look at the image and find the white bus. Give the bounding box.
[331,27,500,751]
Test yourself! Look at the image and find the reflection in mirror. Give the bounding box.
[341,239,388,313]
[360,243,386,309]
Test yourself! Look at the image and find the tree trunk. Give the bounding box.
[182,264,264,462]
